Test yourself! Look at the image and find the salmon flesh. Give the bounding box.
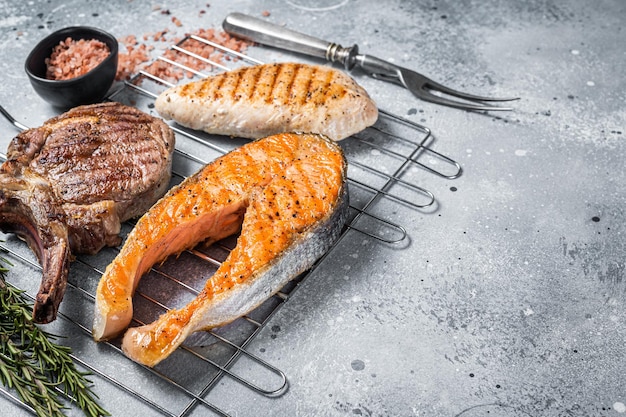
[93,132,349,367]
[154,62,378,141]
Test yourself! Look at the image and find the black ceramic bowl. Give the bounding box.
[25,26,118,109]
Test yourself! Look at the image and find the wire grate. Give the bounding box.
[0,31,460,416]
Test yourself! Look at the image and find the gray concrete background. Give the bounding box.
[0,0,624,416]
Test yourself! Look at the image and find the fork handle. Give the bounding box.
[223,12,358,69]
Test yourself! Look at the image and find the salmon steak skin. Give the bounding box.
[0,102,175,323]
[154,62,378,141]
[92,132,349,367]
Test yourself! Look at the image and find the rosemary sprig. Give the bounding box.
[0,256,110,417]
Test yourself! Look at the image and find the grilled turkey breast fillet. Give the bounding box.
[155,62,378,141]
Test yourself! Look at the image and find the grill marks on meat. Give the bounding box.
[13,108,174,218]
[155,62,378,141]
[0,102,175,323]
[191,63,335,105]
[92,132,349,367]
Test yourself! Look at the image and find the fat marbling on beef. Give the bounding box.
[0,102,175,323]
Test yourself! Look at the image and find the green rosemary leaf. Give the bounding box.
[0,254,110,417]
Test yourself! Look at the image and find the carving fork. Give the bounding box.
[223,12,519,111]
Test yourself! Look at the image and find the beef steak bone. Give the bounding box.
[0,102,175,323]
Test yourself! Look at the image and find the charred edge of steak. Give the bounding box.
[33,241,70,323]
[0,102,175,323]
[0,195,70,323]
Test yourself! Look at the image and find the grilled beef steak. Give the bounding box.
[0,102,175,323]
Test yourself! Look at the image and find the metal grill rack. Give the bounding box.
[113,34,462,242]
[0,33,461,416]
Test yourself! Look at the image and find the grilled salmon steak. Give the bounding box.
[92,132,349,366]
[0,102,175,323]
[154,62,378,141]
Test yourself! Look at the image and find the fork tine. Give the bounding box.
[398,68,519,111]
[414,87,516,111]
[424,77,520,103]
[358,53,518,111]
